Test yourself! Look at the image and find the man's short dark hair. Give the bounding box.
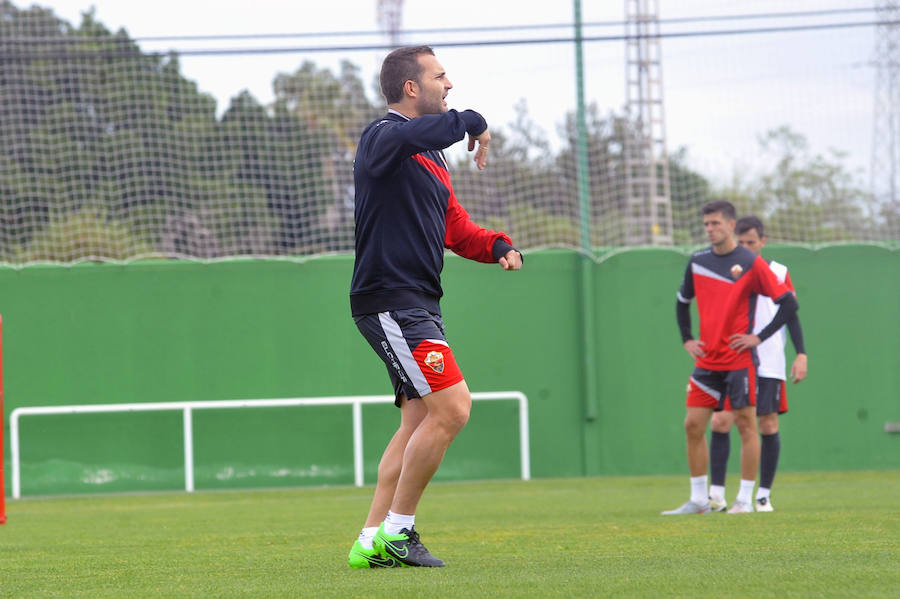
[701,200,736,221]
[736,215,765,237]
[380,45,435,104]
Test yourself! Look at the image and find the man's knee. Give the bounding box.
[684,410,709,440]
[758,413,779,435]
[442,389,471,433]
[426,381,471,435]
[733,407,758,436]
[711,411,733,433]
[446,406,470,435]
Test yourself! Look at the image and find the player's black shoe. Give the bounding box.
[373,524,445,567]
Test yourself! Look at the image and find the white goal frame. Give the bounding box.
[8,391,530,499]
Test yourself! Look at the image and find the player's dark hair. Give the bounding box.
[736,215,765,237]
[702,200,736,221]
[380,45,435,104]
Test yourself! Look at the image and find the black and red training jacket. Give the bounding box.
[350,109,515,317]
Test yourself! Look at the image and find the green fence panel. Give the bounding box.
[1,246,898,496]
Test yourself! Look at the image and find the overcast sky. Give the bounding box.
[23,0,880,183]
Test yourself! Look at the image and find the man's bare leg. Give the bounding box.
[734,405,760,482]
[390,380,471,515]
[369,381,471,567]
[662,406,713,514]
[363,395,427,527]
[349,394,429,569]
[731,404,760,510]
[685,406,713,477]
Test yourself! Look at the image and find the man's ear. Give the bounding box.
[403,79,418,99]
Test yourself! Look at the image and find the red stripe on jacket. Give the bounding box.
[412,153,512,263]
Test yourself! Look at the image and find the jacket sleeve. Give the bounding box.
[675,260,694,342]
[444,192,513,263]
[783,271,807,354]
[751,256,799,341]
[676,298,693,343]
[756,293,799,342]
[753,255,792,303]
[363,110,487,178]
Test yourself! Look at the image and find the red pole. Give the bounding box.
[1,313,6,524]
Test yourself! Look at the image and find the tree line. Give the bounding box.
[0,1,890,263]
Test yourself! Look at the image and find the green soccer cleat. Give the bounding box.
[373,524,445,567]
[347,540,403,569]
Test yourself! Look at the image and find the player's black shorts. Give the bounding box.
[686,366,756,411]
[756,376,788,415]
[354,308,464,407]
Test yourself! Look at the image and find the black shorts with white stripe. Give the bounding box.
[354,307,464,407]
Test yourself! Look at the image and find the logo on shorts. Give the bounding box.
[730,264,743,279]
[381,340,408,383]
[424,351,445,374]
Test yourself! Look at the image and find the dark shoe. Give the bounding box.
[373,524,445,567]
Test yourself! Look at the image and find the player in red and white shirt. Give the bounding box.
[708,216,808,513]
[663,201,798,515]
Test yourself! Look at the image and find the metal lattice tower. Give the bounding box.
[623,0,672,245]
[871,1,900,209]
[377,0,404,49]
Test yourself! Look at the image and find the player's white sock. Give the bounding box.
[709,484,726,502]
[384,511,415,535]
[737,479,755,505]
[358,526,379,550]
[756,487,771,501]
[690,475,708,504]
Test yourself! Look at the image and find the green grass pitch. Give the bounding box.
[1,471,898,598]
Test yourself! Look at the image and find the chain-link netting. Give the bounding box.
[1,1,897,265]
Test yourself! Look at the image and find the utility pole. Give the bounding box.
[871,1,900,212]
[377,0,404,49]
[623,0,672,245]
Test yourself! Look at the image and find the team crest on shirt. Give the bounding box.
[424,351,445,374]
[730,264,743,279]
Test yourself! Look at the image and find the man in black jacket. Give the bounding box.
[347,45,522,569]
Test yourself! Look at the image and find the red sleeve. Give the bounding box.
[754,256,792,301]
[444,190,512,263]
[784,270,796,293]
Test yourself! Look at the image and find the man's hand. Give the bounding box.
[498,249,522,271]
[790,353,808,384]
[468,128,491,170]
[683,339,706,359]
[729,333,761,352]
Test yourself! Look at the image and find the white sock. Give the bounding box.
[690,475,708,504]
[756,487,771,501]
[384,511,415,535]
[709,484,726,501]
[358,526,379,550]
[737,479,755,505]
